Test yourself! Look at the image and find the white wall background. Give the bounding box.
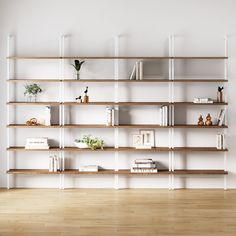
[0,0,236,188]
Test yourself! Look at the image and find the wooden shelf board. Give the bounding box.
[63,147,170,152]
[7,147,61,151]
[7,169,61,174]
[7,56,228,60]
[7,79,61,83]
[62,124,169,128]
[174,102,228,105]
[7,124,60,128]
[64,102,170,106]
[7,102,60,106]
[173,147,228,152]
[173,169,228,175]
[173,124,228,128]
[174,79,228,83]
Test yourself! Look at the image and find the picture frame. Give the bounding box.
[132,134,143,147]
[140,130,155,147]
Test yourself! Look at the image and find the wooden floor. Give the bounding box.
[0,189,236,236]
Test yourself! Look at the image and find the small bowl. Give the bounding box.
[74,142,88,149]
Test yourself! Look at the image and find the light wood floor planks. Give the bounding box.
[0,189,236,236]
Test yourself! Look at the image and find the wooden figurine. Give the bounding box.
[83,86,89,103]
[198,115,204,126]
[205,113,213,126]
[217,86,224,103]
[26,118,39,126]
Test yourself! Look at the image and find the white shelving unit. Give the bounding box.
[6,35,228,189]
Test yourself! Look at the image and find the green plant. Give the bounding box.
[24,83,42,95]
[71,60,85,72]
[75,135,104,150]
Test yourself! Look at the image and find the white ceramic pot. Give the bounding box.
[74,142,88,149]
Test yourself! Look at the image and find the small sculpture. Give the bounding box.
[217,86,224,103]
[83,86,89,103]
[205,113,213,126]
[26,118,39,126]
[198,115,204,126]
[75,96,82,103]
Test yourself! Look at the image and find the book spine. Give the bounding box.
[129,64,136,80]
[139,61,143,80]
[160,107,163,126]
[135,61,139,80]
[45,106,51,126]
[132,163,156,168]
[111,108,115,126]
[49,156,54,172]
[106,108,112,126]
[53,156,58,172]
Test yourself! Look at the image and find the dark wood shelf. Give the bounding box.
[7,147,61,151]
[174,102,228,105]
[64,102,170,106]
[173,124,228,128]
[173,57,228,59]
[173,169,228,175]
[7,169,227,175]
[7,124,60,128]
[174,79,228,83]
[7,79,61,83]
[173,147,228,152]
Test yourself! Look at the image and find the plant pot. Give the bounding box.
[74,142,88,149]
[26,94,37,102]
[76,72,80,80]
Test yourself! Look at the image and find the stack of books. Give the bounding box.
[130,61,143,80]
[160,105,169,126]
[193,98,213,103]
[216,134,225,149]
[131,159,158,173]
[78,165,99,172]
[25,137,49,149]
[106,107,115,126]
[49,155,61,172]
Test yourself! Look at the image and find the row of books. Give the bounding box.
[131,158,158,173]
[49,155,61,172]
[193,98,213,104]
[130,61,143,80]
[216,134,225,150]
[160,105,170,126]
[106,107,115,126]
[25,137,49,149]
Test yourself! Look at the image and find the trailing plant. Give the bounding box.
[74,135,104,150]
[71,60,85,72]
[24,83,42,95]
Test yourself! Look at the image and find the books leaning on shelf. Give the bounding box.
[131,159,158,173]
[216,134,225,150]
[78,165,99,172]
[106,107,115,126]
[129,61,143,80]
[25,137,50,149]
[49,155,61,172]
[44,106,51,126]
[193,98,213,103]
[160,105,169,126]
[217,109,226,126]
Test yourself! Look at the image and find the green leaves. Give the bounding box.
[24,83,42,95]
[74,135,104,150]
[71,60,85,71]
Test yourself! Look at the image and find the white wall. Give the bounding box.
[0,0,236,188]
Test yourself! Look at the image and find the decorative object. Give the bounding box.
[205,113,213,126]
[140,130,155,147]
[217,86,224,103]
[106,107,115,126]
[49,155,60,172]
[24,83,42,102]
[25,137,49,149]
[26,118,39,126]
[197,115,204,126]
[217,109,226,126]
[83,86,89,103]
[133,134,143,147]
[216,134,225,150]
[131,159,158,173]
[160,105,169,126]
[45,106,51,126]
[71,60,85,80]
[75,96,82,103]
[74,135,104,150]
[78,165,99,172]
[193,98,213,104]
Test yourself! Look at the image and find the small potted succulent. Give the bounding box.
[74,135,104,150]
[71,60,85,80]
[24,83,43,102]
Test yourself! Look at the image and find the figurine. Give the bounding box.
[198,115,204,126]
[217,86,224,103]
[205,113,213,126]
[26,118,39,126]
[75,96,82,103]
[83,86,89,103]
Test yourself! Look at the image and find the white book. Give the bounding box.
[49,157,54,172]
[217,109,226,126]
[221,134,225,149]
[131,168,158,173]
[129,64,136,80]
[135,159,153,164]
[139,61,143,80]
[53,157,58,172]
[132,163,156,168]
[216,134,221,149]
[135,62,139,80]
[79,165,99,172]
[45,106,51,126]
[106,108,112,126]
[160,107,163,126]
[162,106,165,126]
[111,109,115,126]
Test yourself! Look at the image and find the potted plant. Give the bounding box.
[71,60,85,80]
[74,135,104,150]
[24,83,43,102]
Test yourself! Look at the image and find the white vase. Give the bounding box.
[74,142,88,149]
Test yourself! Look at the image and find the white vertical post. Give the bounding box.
[114,35,119,189]
[6,35,12,189]
[59,35,65,189]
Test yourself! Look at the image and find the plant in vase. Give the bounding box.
[74,135,104,150]
[24,83,42,102]
[71,60,85,80]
